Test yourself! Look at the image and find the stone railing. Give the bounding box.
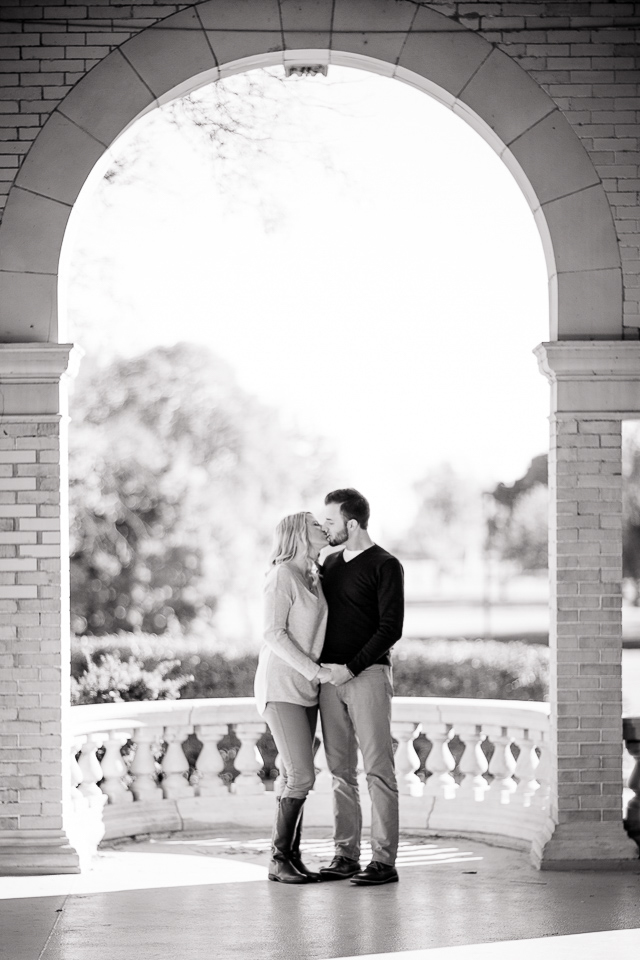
[623,716,640,850]
[70,696,559,863]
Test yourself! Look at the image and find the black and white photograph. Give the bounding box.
[0,2,639,959]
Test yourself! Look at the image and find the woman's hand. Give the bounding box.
[317,666,332,683]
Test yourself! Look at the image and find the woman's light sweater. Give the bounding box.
[254,563,328,715]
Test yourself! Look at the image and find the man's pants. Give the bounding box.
[319,664,399,866]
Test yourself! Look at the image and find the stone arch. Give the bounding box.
[0,0,622,343]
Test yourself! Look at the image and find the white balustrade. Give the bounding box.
[69,696,561,856]
[232,722,265,795]
[129,726,163,801]
[392,722,424,797]
[194,723,228,797]
[70,739,86,812]
[100,730,133,805]
[532,734,551,814]
[78,733,107,802]
[456,724,489,802]
[513,731,540,808]
[486,726,518,805]
[424,723,457,800]
[160,725,194,800]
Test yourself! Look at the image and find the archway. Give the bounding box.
[0,0,637,874]
[0,1,623,342]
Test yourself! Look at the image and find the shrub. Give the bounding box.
[70,633,548,702]
[70,649,193,705]
[392,638,548,701]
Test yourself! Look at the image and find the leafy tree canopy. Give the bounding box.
[69,343,331,636]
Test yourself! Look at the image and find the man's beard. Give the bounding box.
[328,526,349,547]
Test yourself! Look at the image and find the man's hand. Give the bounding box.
[321,663,353,686]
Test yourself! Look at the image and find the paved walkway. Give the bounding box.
[2,831,639,960]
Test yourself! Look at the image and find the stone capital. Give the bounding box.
[534,341,640,416]
[0,342,83,416]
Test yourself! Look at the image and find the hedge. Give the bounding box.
[71,634,549,703]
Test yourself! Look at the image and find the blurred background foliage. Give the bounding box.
[69,342,331,638]
[70,634,549,703]
[67,345,640,704]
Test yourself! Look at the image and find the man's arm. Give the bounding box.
[347,557,404,677]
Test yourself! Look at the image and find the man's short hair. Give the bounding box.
[325,488,370,530]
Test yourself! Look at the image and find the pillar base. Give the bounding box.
[0,830,81,876]
[533,821,640,871]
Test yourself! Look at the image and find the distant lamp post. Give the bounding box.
[284,64,328,77]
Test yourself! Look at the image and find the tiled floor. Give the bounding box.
[2,832,639,960]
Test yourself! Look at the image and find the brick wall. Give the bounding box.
[550,416,624,829]
[0,1,638,330]
[0,419,65,835]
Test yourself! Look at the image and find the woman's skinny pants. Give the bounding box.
[263,702,318,800]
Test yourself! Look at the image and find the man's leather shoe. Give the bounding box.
[318,856,361,881]
[350,861,399,885]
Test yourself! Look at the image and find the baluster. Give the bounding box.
[456,724,489,802]
[424,723,457,800]
[194,723,228,797]
[129,726,163,801]
[100,730,133,804]
[623,730,640,846]
[312,734,332,794]
[513,729,540,808]
[160,725,194,799]
[273,751,286,797]
[70,738,87,811]
[392,722,424,797]
[487,726,517,805]
[78,733,107,804]
[232,723,265,795]
[531,732,551,812]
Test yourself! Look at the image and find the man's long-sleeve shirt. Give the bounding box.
[319,545,404,677]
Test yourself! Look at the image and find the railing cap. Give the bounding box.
[71,696,551,736]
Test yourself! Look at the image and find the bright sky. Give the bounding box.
[61,66,550,539]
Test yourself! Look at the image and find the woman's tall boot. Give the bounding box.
[268,797,312,884]
[290,805,320,881]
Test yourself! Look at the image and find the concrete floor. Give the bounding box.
[2,831,639,960]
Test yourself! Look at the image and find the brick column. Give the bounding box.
[534,342,640,869]
[0,344,82,875]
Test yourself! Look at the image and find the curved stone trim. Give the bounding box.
[0,0,622,340]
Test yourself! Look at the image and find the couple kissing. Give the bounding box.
[254,487,404,887]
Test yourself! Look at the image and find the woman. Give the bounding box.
[254,511,330,884]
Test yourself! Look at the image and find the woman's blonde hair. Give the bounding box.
[270,512,318,583]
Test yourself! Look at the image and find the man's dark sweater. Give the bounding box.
[320,544,404,677]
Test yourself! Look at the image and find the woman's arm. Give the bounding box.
[263,570,321,681]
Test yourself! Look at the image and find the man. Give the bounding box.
[318,488,404,886]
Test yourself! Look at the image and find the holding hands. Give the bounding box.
[318,663,353,686]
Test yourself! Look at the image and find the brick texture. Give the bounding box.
[0,420,65,832]
[549,416,624,826]
[0,1,638,327]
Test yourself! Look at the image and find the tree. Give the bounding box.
[69,343,332,636]
[399,464,483,571]
[497,484,549,572]
[101,69,336,212]
[489,455,548,573]
[491,454,548,510]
